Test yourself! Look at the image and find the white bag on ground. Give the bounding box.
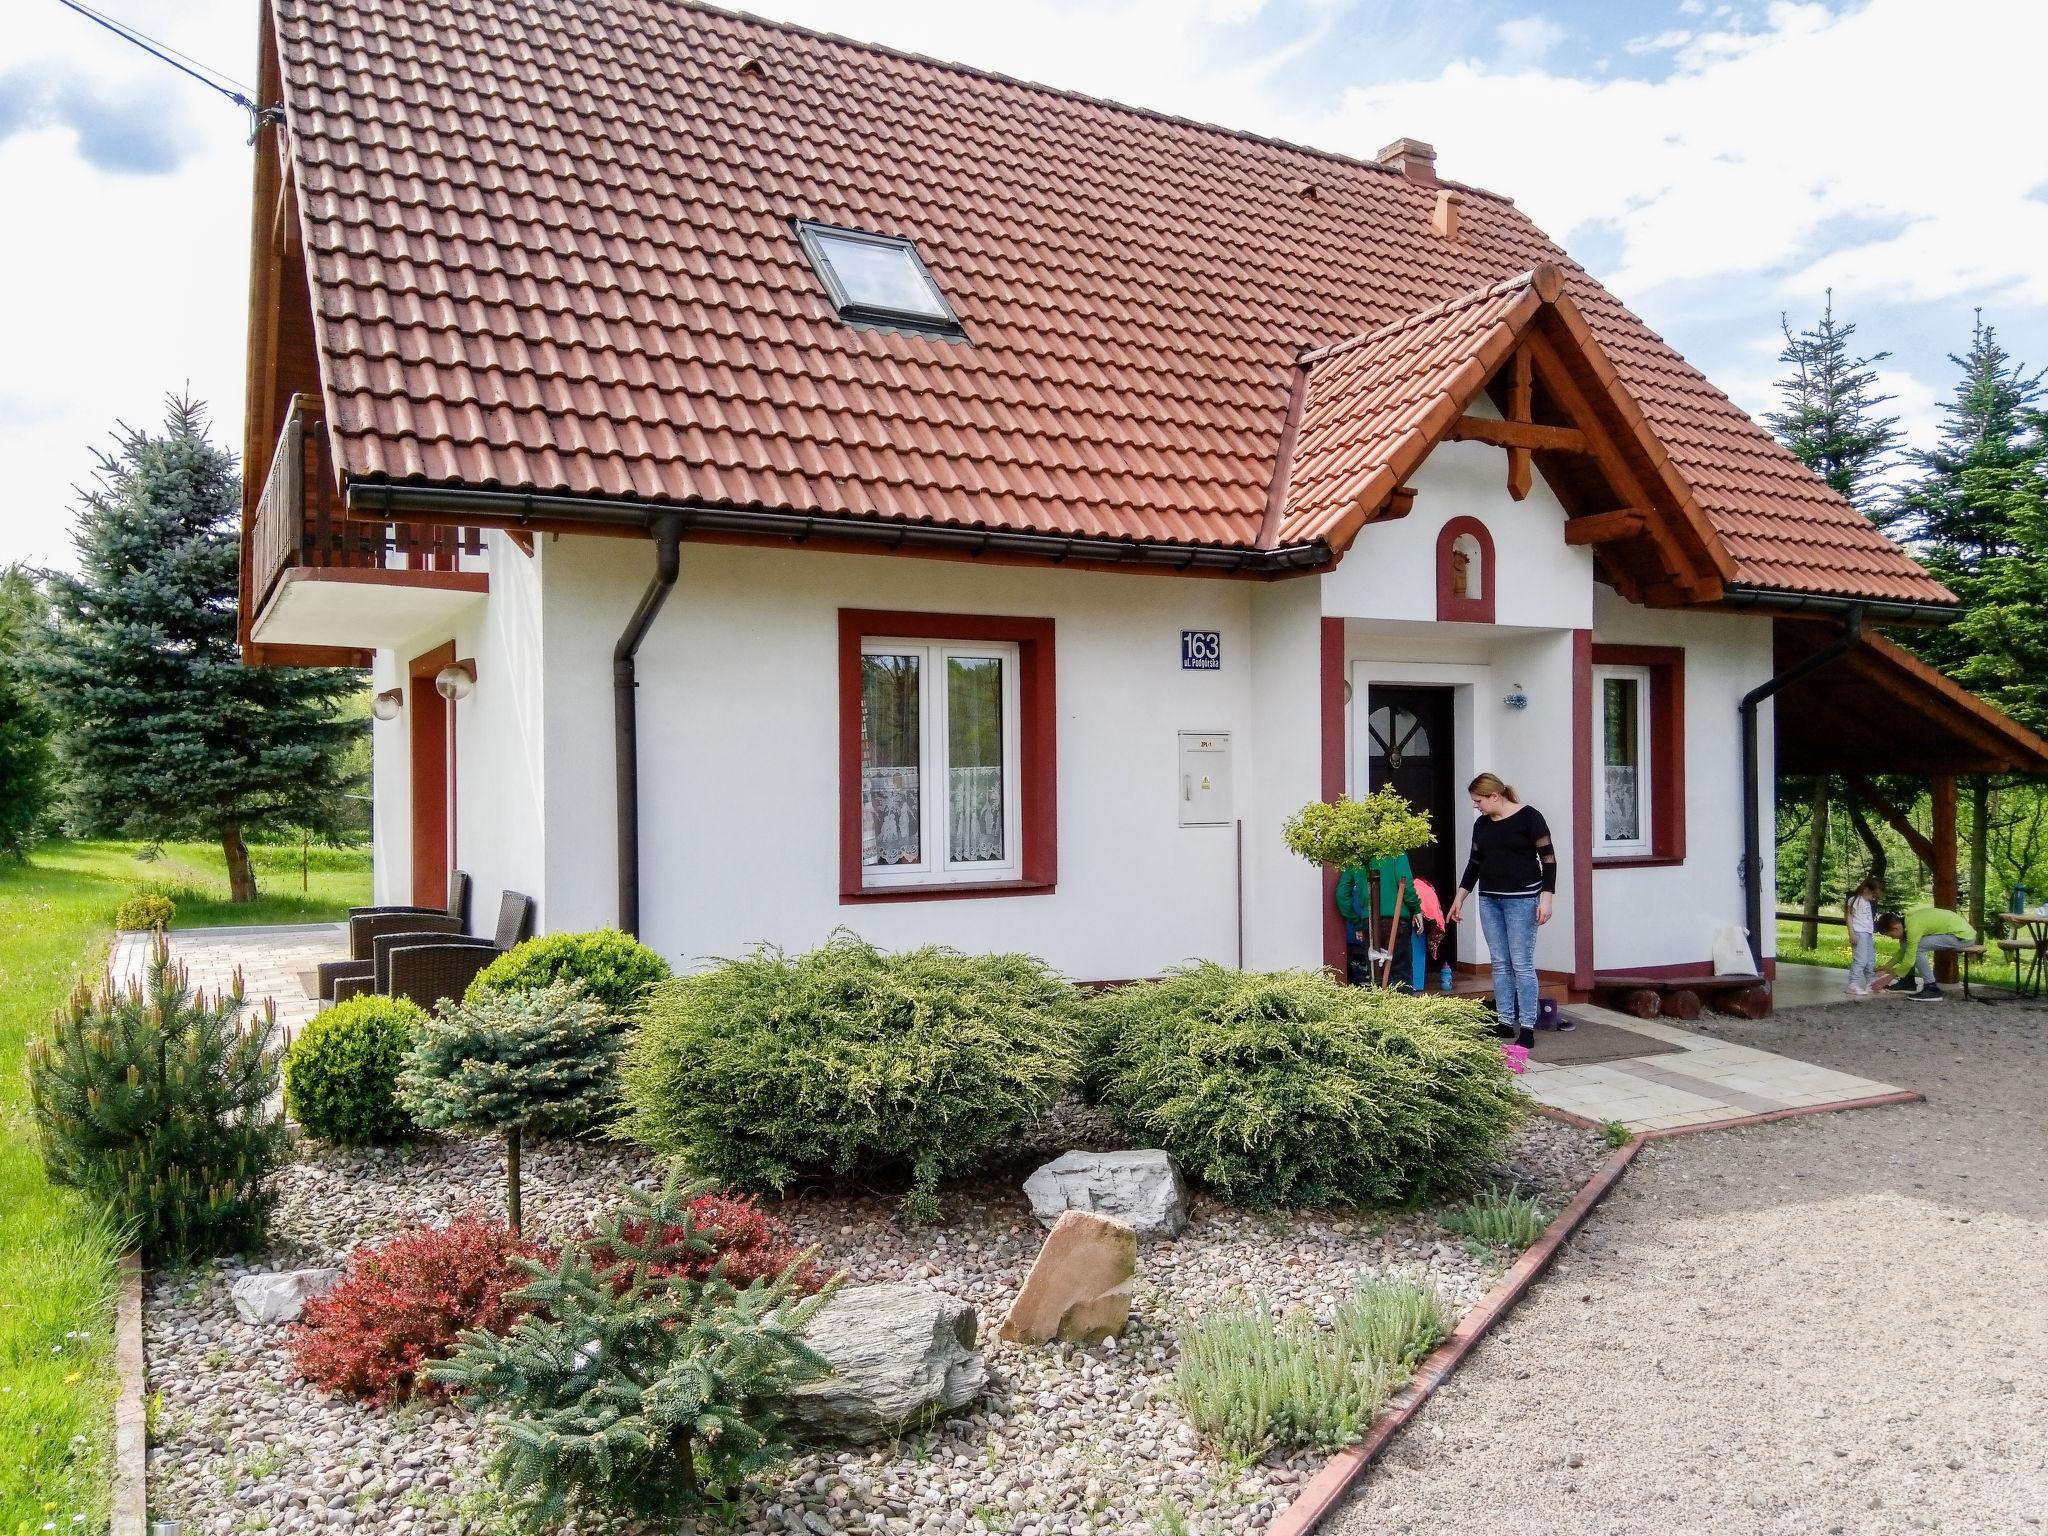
[1712,923,1760,977]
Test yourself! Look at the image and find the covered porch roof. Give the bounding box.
[1774,622,2048,777]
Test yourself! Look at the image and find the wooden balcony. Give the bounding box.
[243,397,489,661]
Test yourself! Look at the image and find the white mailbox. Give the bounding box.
[1178,731,1233,827]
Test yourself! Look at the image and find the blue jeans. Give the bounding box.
[1477,893,1541,1027]
[1911,932,1970,983]
[1848,930,1875,990]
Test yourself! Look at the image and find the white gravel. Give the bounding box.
[144,1104,1607,1535]
[1330,993,2048,1536]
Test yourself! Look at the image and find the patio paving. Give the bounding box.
[109,923,342,1047]
[1521,966,1908,1131]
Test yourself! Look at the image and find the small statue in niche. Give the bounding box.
[1449,543,1471,600]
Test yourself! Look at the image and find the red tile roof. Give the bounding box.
[272,0,1950,605]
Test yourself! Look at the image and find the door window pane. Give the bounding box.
[1601,675,1642,843]
[862,652,921,866]
[947,654,1006,864]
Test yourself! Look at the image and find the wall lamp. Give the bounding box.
[1502,683,1529,710]
[371,687,405,721]
[435,659,478,702]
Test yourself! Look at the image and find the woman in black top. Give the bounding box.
[1446,772,1557,1048]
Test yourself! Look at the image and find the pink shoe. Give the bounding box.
[1501,1042,1529,1074]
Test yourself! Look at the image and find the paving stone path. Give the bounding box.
[1329,991,2048,1536]
[111,923,340,1046]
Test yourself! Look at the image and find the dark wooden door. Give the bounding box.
[1365,686,1456,967]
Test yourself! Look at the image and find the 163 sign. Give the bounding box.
[1181,630,1221,670]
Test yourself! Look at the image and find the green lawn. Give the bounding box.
[1775,917,1854,970]
[0,839,370,1533]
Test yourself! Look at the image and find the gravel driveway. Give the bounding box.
[1328,992,2048,1536]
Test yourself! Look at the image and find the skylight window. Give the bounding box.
[796,221,963,335]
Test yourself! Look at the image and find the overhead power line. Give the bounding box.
[53,0,281,140]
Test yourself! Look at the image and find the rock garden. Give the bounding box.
[29,926,1608,1536]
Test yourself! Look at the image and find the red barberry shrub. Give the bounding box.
[588,1190,823,1294]
[287,1213,547,1404]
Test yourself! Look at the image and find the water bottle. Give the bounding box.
[1439,963,1454,994]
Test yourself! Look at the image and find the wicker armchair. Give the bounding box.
[328,891,536,1011]
[318,871,475,1000]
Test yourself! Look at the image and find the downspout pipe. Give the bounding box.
[614,515,683,937]
[1737,603,1864,973]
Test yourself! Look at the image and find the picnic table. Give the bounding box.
[2000,912,2048,998]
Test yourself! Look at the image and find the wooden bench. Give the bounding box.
[1591,973,1773,1021]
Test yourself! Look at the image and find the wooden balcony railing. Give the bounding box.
[249,396,483,618]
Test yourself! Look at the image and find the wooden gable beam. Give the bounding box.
[1563,509,1648,546]
[1446,416,1587,454]
[1379,485,1418,522]
[1507,346,1533,501]
[1518,328,1712,601]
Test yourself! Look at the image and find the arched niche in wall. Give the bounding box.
[1436,516,1496,623]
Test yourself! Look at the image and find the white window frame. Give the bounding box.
[1593,664,1653,857]
[859,637,1022,888]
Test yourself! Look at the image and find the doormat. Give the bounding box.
[1529,1013,1684,1068]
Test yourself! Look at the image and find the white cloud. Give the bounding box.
[1494,16,1567,69]
[1306,0,2048,320]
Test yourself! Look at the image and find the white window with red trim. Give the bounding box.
[858,638,1023,887]
[840,610,1057,902]
[1593,663,1653,856]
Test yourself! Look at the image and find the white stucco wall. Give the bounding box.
[1319,431,1595,631]
[534,538,1326,981]
[366,530,548,928]
[1590,587,1776,969]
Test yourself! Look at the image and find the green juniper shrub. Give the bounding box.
[619,933,1085,1221]
[113,892,176,932]
[1440,1187,1550,1252]
[466,929,671,1018]
[1086,963,1521,1208]
[399,982,626,1233]
[428,1169,835,1527]
[26,936,286,1260]
[1175,1276,1450,1458]
[283,996,427,1145]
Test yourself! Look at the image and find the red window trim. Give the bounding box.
[1436,517,1496,623]
[839,609,1057,903]
[1589,643,1686,865]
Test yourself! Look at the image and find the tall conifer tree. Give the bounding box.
[34,397,359,900]
[1765,292,1900,515]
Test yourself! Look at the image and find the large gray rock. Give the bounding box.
[778,1283,986,1444]
[1023,1149,1189,1238]
[230,1268,341,1325]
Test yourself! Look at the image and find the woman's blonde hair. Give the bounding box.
[1469,772,1517,801]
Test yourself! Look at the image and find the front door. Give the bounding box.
[1365,685,1456,971]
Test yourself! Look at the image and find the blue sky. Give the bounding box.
[2,0,2043,570]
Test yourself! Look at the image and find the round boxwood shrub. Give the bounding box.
[1085,964,1522,1208]
[466,929,671,1017]
[114,891,176,931]
[620,933,1085,1221]
[284,996,427,1145]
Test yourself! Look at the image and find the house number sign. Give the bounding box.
[1181,630,1221,670]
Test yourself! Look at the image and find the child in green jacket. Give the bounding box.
[1336,853,1424,985]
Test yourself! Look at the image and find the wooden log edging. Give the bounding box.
[112,1251,147,1536]
[1261,1139,1643,1536]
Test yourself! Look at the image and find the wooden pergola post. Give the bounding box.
[1931,775,1959,981]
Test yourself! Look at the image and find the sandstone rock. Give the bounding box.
[229,1268,340,1326]
[1023,1150,1189,1239]
[998,1210,1136,1346]
[779,1283,986,1444]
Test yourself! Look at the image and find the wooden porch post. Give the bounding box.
[1931,775,1959,981]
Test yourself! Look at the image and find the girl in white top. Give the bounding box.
[1845,875,1881,996]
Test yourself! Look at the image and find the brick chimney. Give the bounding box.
[1377,137,1439,187]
